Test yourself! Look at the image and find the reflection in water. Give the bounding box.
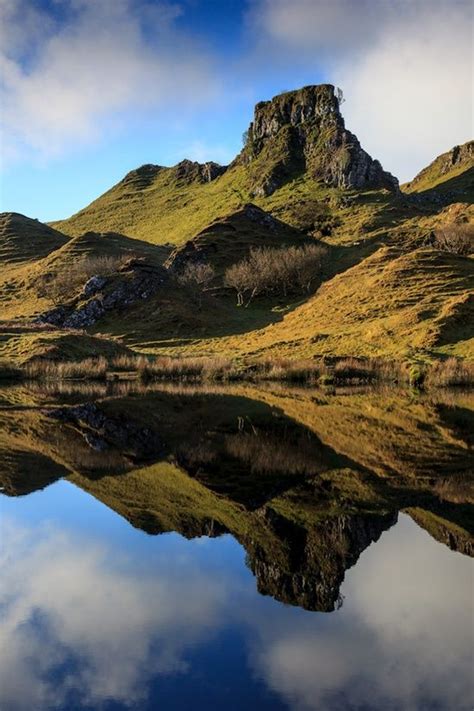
[0,384,473,710]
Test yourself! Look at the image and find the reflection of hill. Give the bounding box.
[0,384,472,610]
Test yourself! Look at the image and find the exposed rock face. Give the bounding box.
[121,164,164,191]
[38,257,168,329]
[240,84,398,196]
[173,159,227,184]
[246,508,398,611]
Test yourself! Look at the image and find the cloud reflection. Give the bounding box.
[248,515,473,711]
[0,513,472,711]
[0,518,230,710]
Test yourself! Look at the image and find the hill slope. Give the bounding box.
[0,212,68,264]
[175,247,474,360]
[404,141,474,199]
[2,85,473,366]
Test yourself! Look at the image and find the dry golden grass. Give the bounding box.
[25,356,109,380]
[426,357,474,387]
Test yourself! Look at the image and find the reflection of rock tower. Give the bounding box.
[245,509,398,612]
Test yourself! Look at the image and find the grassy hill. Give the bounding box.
[203,247,474,361]
[403,141,474,200]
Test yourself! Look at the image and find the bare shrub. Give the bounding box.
[176,261,215,308]
[225,243,326,306]
[433,224,474,256]
[225,428,324,476]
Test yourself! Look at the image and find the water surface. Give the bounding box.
[1,383,473,710]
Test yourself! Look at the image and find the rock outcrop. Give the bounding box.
[48,402,163,470]
[38,257,168,329]
[173,159,227,184]
[239,84,398,196]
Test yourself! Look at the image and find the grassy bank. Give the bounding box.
[3,354,473,388]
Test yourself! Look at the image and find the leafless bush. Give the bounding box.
[225,243,326,306]
[433,224,474,256]
[225,429,324,476]
[176,261,215,308]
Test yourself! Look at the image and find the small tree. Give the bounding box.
[177,261,215,308]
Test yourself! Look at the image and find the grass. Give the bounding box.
[403,140,473,197]
[6,349,473,388]
[0,321,130,367]
[204,247,474,361]
[0,212,68,265]
[425,357,474,387]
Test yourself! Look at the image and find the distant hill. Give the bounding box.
[50,84,398,245]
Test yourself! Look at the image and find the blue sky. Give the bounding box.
[1,0,472,222]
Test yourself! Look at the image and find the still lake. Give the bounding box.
[0,383,473,711]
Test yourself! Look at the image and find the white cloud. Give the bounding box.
[249,0,473,181]
[0,0,219,163]
[1,509,472,711]
[173,139,234,165]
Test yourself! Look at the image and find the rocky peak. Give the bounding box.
[173,159,227,184]
[241,84,398,196]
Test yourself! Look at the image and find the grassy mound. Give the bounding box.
[0,212,68,264]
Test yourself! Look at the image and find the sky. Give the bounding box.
[0,0,472,222]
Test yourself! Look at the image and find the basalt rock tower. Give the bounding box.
[239,84,398,196]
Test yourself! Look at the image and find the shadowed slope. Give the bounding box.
[0,212,69,264]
